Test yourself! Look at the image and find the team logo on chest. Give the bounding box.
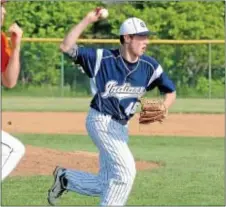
[101,80,146,100]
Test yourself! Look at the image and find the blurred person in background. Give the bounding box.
[1,0,25,181]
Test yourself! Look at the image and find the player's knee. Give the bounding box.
[19,143,25,158]
[15,140,25,158]
[2,132,25,157]
[20,143,25,158]
[129,161,136,180]
[122,159,136,183]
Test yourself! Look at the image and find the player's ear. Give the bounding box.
[124,35,131,44]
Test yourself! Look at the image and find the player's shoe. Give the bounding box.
[47,166,67,206]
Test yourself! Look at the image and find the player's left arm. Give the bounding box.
[2,23,23,88]
[158,72,176,109]
[147,72,176,110]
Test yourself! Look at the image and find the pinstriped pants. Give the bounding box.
[64,108,136,206]
[1,130,25,181]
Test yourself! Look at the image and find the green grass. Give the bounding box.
[2,97,224,113]
[2,134,224,206]
[2,85,90,97]
[2,97,91,112]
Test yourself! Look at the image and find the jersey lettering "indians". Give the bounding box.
[66,46,175,121]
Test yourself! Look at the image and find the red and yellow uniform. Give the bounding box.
[1,32,11,72]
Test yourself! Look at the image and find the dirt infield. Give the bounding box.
[10,145,160,177]
[2,112,223,177]
[2,112,224,137]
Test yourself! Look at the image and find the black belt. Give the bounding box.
[91,107,128,126]
[111,116,128,126]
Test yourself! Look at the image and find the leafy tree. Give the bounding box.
[3,1,224,96]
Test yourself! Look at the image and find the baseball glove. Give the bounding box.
[139,99,167,124]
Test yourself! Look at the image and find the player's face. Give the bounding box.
[128,35,149,56]
[1,5,6,26]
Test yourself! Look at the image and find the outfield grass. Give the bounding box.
[2,134,224,206]
[2,97,225,113]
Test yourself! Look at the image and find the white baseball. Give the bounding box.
[100,8,109,19]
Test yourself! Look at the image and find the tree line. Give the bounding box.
[3,1,225,97]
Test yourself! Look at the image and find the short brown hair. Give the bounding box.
[119,35,134,45]
[119,35,124,44]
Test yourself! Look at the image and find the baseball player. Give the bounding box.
[1,0,25,181]
[48,8,176,206]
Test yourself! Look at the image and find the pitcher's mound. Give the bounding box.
[10,145,160,177]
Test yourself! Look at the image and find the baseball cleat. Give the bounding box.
[47,166,67,206]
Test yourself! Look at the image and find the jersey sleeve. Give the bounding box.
[1,33,11,73]
[147,72,176,93]
[65,45,102,78]
[146,57,175,93]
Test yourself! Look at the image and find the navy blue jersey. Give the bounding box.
[65,45,175,121]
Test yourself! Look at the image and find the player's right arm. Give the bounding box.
[60,8,104,78]
[60,10,103,78]
[60,8,102,52]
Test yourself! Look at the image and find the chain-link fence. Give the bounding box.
[2,39,224,98]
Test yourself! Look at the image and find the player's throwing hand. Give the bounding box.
[85,7,107,24]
